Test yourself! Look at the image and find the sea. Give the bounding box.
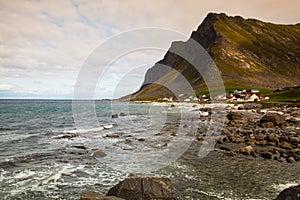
[0,99,299,200]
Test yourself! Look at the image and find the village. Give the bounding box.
[157,89,270,103]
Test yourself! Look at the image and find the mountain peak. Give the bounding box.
[126,13,300,100]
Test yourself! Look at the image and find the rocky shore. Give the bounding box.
[80,176,300,200]
[78,102,299,199]
[197,103,300,163]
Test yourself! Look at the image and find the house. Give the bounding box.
[249,94,260,102]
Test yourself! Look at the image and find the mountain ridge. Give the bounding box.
[126,13,300,100]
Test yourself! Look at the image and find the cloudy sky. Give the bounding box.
[1,0,299,99]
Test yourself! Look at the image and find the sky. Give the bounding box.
[1,0,300,99]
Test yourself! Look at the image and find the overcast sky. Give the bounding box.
[1,0,299,99]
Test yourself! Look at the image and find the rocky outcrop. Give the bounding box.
[107,177,177,200]
[275,184,300,200]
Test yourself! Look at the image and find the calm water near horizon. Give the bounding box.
[0,99,299,200]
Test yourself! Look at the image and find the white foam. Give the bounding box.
[272,182,299,192]
[62,126,104,134]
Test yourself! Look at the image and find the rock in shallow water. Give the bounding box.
[107,177,177,200]
[275,184,300,200]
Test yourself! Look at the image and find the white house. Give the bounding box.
[249,94,260,101]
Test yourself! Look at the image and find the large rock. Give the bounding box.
[260,113,286,126]
[107,177,176,200]
[275,184,300,200]
[227,111,243,121]
[239,145,254,156]
[80,191,125,200]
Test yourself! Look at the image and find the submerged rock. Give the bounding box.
[107,177,177,200]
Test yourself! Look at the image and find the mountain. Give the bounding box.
[126,13,300,101]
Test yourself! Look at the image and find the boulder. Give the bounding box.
[287,157,296,163]
[267,134,279,144]
[260,113,286,126]
[119,112,127,117]
[239,145,254,156]
[227,111,243,121]
[289,137,300,144]
[261,151,273,159]
[92,150,107,158]
[275,184,300,200]
[217,136,227,144]
[279,142,294,150]
[255,134,266,141]
[112,114,118,118]
[80,191,124,200]
[107,177,176,200]
[261,122,274,128]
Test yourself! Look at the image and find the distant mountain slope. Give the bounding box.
[126,13,300,100]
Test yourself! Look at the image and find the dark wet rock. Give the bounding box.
[119,112,127,117]
[137,138,145,142]
[286,117,298,124]
[53,134,77,139]
[261,122,275,128]
[275,184,300,200]
[239,145,254,156]
[268,142,277,146]
[107,177,177,200]
[63,148,86,155]
[255,134,266,141]
[267,134,279,144]
[92,150,107,158]
[261,151,273,159]
[227,111,243,121]
[279,136,289,143]
[289,137,300,144]
[260,113,286,126]
[72,145,87,150]
[80,191,125,200]
[219,146,231,152]
[217,136,227,144]
[279,142,294,150]
[104,134,120,138]
[255,140,268,146]
[221,128,231,135]
[287,156,296,163]
[112,114,118,118]
[243,103,262,110]
[124,139,132,144]
[200,107,212,114]
[232,137,245,143]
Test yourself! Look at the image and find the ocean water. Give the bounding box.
[0,100,299,200]
[0,99,197,199]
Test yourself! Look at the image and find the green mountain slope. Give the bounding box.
[126,13,300,101]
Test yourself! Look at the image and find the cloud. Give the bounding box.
[0,0,299,98]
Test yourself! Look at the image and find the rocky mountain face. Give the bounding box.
[127,13,300,100]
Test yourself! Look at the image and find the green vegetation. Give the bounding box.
[267,90,300,102]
